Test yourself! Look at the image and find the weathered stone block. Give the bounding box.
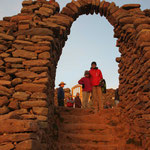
[31,92,47,99]
[134,18,150,28]
[8,100,19,110]
[0,52,10,58]
[15,83,46,92]
[33,78,48,84]
[30,67,48,73]
[12,78,23,86]
[13,50,37,59]
[32,107,48,116]
[0,105,9,115]
[121,4,141,10]
[0,119,38,133]
[14,40,33,45]
[38,52,50,59]
[0,143,14,150]
[0,133,37,143]
[12,92,30,101]
[0,33,14,41]
[15,28,53,36]
[31,35,53,42]
[0,44,8,51]
[4,57,25,63]
[0,80,11,86]
[0,85,13,95]
[15,71,39,79]
[20,100,47,109]
[24,45,50,52]
[16,140,41,150]
[0,96,9,107]
[11,15,33,22]
[23,60,49,66]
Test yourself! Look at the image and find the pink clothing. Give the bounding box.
[78,77,92,92]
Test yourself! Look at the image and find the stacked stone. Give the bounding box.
[0,0,60,150]
[112,4,150,148]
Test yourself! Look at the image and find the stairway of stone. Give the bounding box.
[54,107,143,150]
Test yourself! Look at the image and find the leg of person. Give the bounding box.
[58,99,61,106]
[82,91,86,108]
[84,92,90,108]
[91,86,98,110]
[59,99,64,106]
[97,86,103,110]
[61,99,64,106]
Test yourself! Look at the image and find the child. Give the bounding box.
[74,93,82,108]
[66,94,74,107]
[78,71,92,108]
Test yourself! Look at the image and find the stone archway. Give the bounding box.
[0,0,149,149]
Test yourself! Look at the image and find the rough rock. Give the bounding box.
[32,107,48,116]
[15,83,46,92]
[23,60,49,66]
[12,92,30,101]
[0,119,38,133]
[20,100,47,109]
[12,50,37,59]
[31,92,47,99]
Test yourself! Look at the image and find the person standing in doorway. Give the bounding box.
[66,94,75,108]
[57,82,66,106]
[74,93,82,108]
[78,71,92,108]
[89,62,103,111]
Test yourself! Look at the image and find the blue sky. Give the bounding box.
[0,0,149,89]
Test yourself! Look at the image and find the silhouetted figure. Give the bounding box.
[115,88,120,106]
[57,82,66,106]
[74,93,82,108]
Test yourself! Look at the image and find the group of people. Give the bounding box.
[57,61,105,112]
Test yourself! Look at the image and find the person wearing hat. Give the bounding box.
[78,70,92,108]
[89,61,103,111]
[57,82,66,106]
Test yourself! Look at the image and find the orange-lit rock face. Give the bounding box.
[0,0,149,149]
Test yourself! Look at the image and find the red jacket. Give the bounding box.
[89,68,103,86]
[67,98,74,107]
[78,77,92,92]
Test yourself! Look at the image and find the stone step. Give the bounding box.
[58,132,116,145]
[56,142,119,150]
[60,123,112,134]
[60,114,110,124]
[56,107,95,116]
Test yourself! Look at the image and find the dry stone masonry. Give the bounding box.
[0,0,149,149]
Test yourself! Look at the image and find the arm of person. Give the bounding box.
[78,77,84,84]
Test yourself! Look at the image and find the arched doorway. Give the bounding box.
[0,0,149,149]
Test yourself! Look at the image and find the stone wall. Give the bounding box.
[0,0,149,149]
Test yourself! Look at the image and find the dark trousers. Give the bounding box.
[58,99,64,106]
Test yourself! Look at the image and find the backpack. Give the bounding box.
[99,79,106,93]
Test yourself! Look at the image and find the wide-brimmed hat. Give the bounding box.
[59,82,66,86]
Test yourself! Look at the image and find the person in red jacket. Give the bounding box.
[89,61,103,111]
[78,70,92,108]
